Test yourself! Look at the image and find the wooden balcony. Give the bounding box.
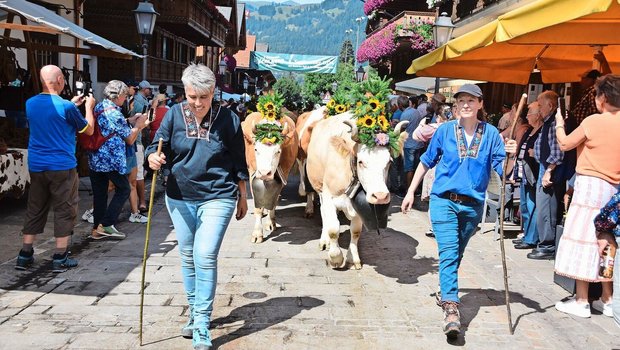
[98,56,185,85]
[153,0,229,47]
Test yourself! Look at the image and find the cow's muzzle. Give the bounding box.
[367,192,390,205]
[255,169,274,180]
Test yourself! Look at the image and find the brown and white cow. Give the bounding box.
[307,111,407,269]
[295,107,326,218]
[242,112,299,243]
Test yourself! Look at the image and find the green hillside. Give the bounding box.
[246,0,366,56]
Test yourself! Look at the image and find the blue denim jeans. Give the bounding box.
[90,170,130,228]
[430,196,484,303]
[165,196,236,330]
[520,182,538,245]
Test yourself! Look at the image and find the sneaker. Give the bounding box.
[555,298,591,318]
[129,212,148,224]
[592,299,613,317]
[52,252,78,273]
[441,301,461,339]
[192,328,212,350]
[90,224,126,240]
[181,308,194,339]
[15,250,34,270]
[81,209,94,224]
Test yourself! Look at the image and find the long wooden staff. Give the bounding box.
[499,93,527,335]
[139,137,163,345]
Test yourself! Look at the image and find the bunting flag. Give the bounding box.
[250,52,338,73]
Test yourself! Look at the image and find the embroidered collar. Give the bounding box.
[455,121,484,159]
[181,102,220,141]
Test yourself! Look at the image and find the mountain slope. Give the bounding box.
[246,0,366,56]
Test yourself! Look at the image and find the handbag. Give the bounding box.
[78,107,116,152]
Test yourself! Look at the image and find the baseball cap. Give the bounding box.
[432,93,446,104]
[138,80,151,89]
[454,84,483,98]
[581,69,601,79]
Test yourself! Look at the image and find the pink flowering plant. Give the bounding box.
[363,0,393,15]
[357,18,435,64]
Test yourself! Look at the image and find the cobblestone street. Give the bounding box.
[0,176,618,349]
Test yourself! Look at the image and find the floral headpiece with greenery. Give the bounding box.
[351,76,402,157]
[325,90,352,117]
[254,92,286,145]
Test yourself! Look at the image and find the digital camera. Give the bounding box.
[75,81,93,96]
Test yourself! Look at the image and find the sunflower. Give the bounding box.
[377,115,390,131]
[264,101,275,111]
[327,99,336,108]
[261,136,277,144]
[358,115,375,129]
[368,98,381,113]
[265,111,277,121]
[335,104,347,114]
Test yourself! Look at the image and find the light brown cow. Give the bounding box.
[307,111,407,269]
[242,112,299,243]
[295,107,326,218]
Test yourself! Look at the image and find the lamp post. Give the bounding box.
[354,17,365,68]
[432,12,454,93]
[345,29,353,64]
[356,66,365,82]
[331,81,338,93]
[242,77,249,91]
[133,1,159,81]
[218,57,226,101]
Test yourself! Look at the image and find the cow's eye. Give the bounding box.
[358,160,366,168]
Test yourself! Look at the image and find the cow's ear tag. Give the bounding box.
[346,181,361,199]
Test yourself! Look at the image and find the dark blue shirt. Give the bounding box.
[145,102,249,201]
[26,93,87,172]
[420,120,506,203]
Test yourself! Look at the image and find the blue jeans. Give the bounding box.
[90,170,130,228]
[520,182,538,245]
[165,196,236,329]
[430,196,484,303]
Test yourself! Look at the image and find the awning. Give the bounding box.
[394,77,484,95]
[0,0,139,59]
[407,0,620,85]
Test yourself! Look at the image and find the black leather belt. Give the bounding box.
[441,192,477,204]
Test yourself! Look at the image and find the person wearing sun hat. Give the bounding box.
[401,83,510,339]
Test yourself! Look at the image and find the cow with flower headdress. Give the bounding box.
[306,77,408,269]
[241,92,299,243]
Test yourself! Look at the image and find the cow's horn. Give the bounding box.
[251,120,257,135]
[393,120,409,134]
[281,122,288,135]
[344,120,359,141]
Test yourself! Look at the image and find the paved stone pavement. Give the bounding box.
[0,175,619,350]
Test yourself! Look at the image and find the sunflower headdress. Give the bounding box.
[351,76,402,157]
[254,92,286,145]
[325,90,352,117]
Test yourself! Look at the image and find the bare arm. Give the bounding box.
[555,108,586,151]
[401,162,429,213]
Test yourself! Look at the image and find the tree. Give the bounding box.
[339,39,354,65]
[301,61,356,107]
[273,75,303,113]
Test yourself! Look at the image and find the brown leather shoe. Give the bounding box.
[442,301,461,339]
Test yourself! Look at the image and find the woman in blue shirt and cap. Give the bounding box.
[401,84,507,338]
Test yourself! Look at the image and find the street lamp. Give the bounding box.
[133,1,159,81]
[218,57,227,101]
[432,12,455,93]
[356,66,365,82]
[355,17,365,68]
[242,77,249,91]
[331,81,338,92]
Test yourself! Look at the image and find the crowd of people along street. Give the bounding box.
[11,62,620,349]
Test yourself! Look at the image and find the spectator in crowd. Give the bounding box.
[121,80,137,118]
[416,94,429,117]
[429,93,447,123]
[554,74,620,318]
[15,65,95,272]
[573,69,602,126]
[388,95,408,196]
[149,94,170,143]
[500,105,529,144]
[400,95,424,190]
[505,102,543,250]
[131,81,150,214]
[89,80,148,240]
[390,96,402,124]
[146,63,248,350]
[594,189,620,325]
[527,90,566,260]
[497,103,514,131]
[401,84,507,338]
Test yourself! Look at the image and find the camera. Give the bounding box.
[75,80,93,97]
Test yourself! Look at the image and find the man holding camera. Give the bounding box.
[15,65,95,272]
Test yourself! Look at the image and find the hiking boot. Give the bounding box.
[15,250,34,270]
[129,212,148,224]
[442,301,461,339]
[192,328,212,350]
[81,208,94,224]
[90,224,126,240]
[181,307,194,338]
[52,252,78,273]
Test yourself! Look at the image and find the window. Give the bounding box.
[162,36,174,61]
[30,32,58,67]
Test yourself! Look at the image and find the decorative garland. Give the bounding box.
[351,76,402,157]
[325,90,351,117]
[254,92,286,145]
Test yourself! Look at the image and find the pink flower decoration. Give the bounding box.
[374,133,389,146]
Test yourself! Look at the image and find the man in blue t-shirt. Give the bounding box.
[15,65,95,273]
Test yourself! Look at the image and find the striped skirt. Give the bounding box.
[555,174,619,282]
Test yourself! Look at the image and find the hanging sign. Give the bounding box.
[250,52,338,73]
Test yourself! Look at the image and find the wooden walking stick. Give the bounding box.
[499,93,527,335]
[139,137,163,345]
